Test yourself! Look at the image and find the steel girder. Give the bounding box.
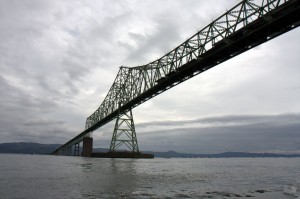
[109,109,139,152]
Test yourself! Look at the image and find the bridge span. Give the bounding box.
[52,0,300,157]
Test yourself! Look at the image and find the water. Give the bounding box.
[0,154,299,199]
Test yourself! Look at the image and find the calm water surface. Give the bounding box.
[0,154,299,199]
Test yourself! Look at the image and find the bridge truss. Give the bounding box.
[52,0,299,155]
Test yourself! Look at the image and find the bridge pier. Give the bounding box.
[67,146,72,156]
[74,142,80,156]
[81,137,93,157]
[92,109,154,158]
[62,148,66,155]
[109,109,139,153]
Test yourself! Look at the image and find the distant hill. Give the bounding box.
[0,142,61,154]
[1,142,300,158]
[148,151,300,158]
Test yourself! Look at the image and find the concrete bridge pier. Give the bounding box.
[81,137,93,157]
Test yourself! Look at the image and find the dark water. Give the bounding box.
[0,154,299,199]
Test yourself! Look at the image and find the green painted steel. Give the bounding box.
[52,0,300,155]
[109,109,139,152]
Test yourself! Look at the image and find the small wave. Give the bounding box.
[206,191,246,198]
[284,185,298,197]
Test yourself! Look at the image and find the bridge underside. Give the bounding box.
[52,0,300,157]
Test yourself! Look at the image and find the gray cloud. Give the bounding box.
[135,114,300,154]
[136,113,300,128]
[123,19,182,64]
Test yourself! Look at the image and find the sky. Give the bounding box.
[0,0,299,154]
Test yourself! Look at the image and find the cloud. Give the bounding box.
[136,113,300,128]
[123,19,182,64]
[134,113,300,154]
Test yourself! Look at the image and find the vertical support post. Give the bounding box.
[74,142,80,156]
[67,146,72,156]
[109,109,139,153]
[82,137,93,157]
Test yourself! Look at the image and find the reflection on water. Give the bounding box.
[0,154,299,199]
[80,162,93,172]
[78,158,139,198]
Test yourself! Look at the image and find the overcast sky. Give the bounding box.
[0,0,299,154]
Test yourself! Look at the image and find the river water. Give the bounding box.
[0,154,299,199]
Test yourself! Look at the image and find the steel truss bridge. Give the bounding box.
[52,0,300,156]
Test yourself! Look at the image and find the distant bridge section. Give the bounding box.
[52,0,300,155]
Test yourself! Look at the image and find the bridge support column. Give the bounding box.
[82,137,93,157]
[67,146,72,156]
[109,109,139,153]
[74,142,80,156]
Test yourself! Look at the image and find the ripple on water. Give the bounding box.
[0,155,299,199]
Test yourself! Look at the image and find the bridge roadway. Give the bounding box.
[52,0,300,155]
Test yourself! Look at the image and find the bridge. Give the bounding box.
[52,0,300,157]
